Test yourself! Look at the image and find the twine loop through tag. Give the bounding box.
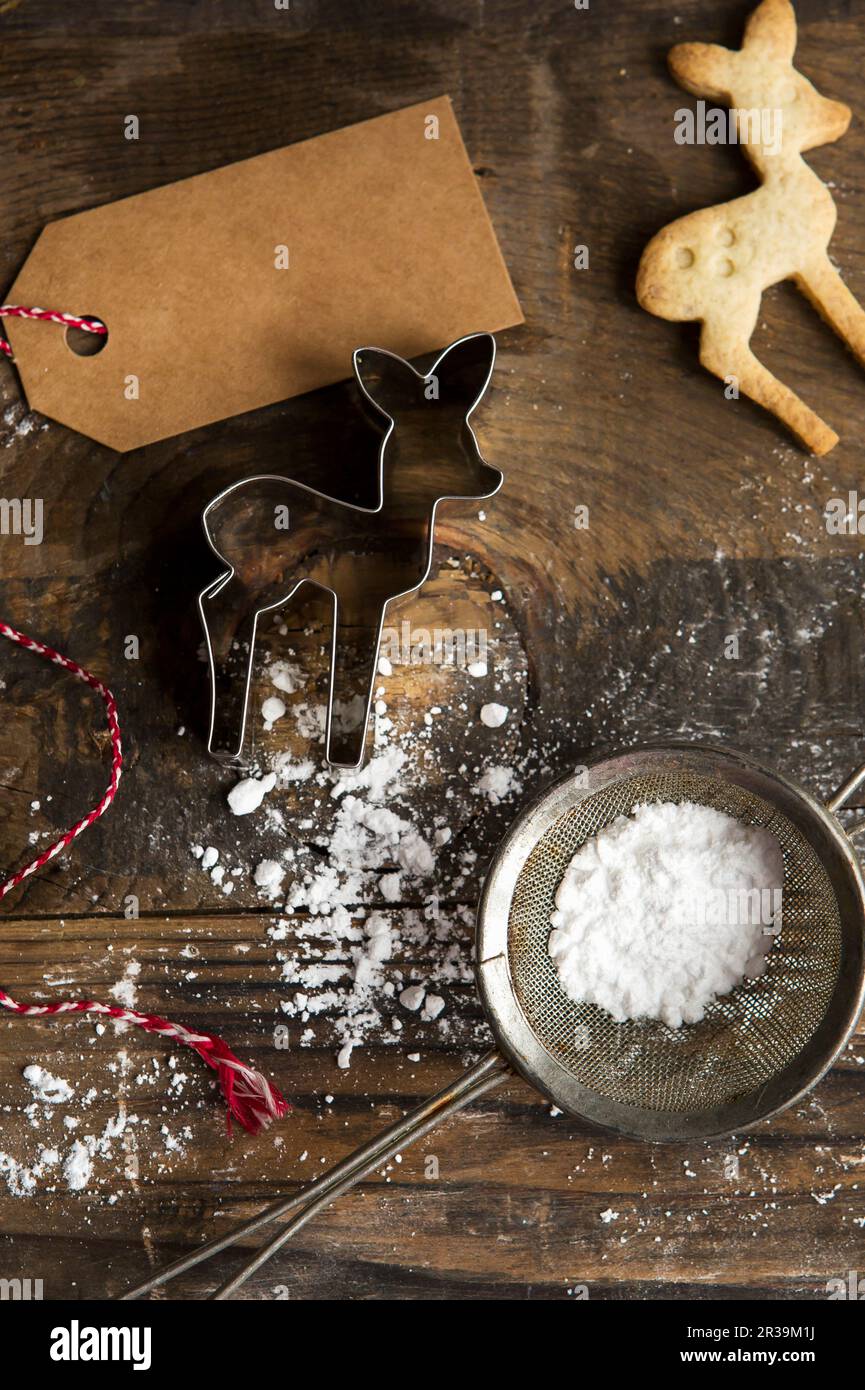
[0,304,107,360]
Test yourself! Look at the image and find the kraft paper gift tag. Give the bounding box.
[6,96,523,452]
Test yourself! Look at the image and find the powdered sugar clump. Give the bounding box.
[228,771,276,816]
[400,985,425,1012]
[480,703,509,728]
[548,801,784,1028]
[110,961,141,1012]
[63,1140,93,1192]
[422,993,445,1020]
[22,1065,74,1105]
[262,696,287,729]
[255,858,286,899]
[476,764,521,804]
[268,660,303,695]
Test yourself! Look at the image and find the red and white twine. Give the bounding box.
[0,305,107,360]
[0,307,288,1136]
[0,623,122,901]
[0,629,287,1136]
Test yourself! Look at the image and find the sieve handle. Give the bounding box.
[844,817,865,844]
[120,1049,511,1301]
[209,1051,511,1301]
[826,763,865,815]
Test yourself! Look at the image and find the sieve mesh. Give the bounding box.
[507,770,842,1113]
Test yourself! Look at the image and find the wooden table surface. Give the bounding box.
[2,0,865,1301]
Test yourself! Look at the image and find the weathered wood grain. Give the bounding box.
[1,0,865,1300]
[0,912,863,1300]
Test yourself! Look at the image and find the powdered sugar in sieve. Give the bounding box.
[547,801,785,1029]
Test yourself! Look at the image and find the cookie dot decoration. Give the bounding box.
[636,0,865,456]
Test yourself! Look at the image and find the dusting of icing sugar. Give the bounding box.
[475,764,522,804]
[110,961,141,1013]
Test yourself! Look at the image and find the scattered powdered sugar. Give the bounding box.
[227,771,276,816]
[262,695,287,729]
[190,843,242,896]
[268,660,303,695]
[1,402,49,448]
[475,764,522,804]
[276,900,474,1068]
[22,1064,74,1104]
[267,744,451,1064]
[186,581,529,1071]
[0,1151,46,1197]
[255,858,286,899]
[480,702,509,728]
[248,597,536,1066]
[2,1049,199,1200]
[548,801,784,1028]
[63,1140,93,1192]
[330,745,406,804]
[400,985,425,1012]
[110,961,141,1012]
[272,750,316,785]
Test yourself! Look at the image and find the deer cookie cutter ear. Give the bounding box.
[353,331,497,421]
[424,332,497,413]
[352,346,422,419]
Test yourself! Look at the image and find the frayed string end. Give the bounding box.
[190,1033,290,1136]
[0,620,290,1140]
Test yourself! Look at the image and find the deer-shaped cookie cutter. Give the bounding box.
[637,0,865,455]
[198,332,502,770]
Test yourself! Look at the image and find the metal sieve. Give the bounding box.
[478,741,865,1141]
[123,740,865,1301]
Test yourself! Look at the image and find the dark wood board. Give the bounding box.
[1,0,865,1301]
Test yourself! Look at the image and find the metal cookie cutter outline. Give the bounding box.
[197,331,503,770]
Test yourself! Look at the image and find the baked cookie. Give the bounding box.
[637,0,864,455]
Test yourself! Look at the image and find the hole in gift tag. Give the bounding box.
[64,315,107,356]
[0,305,108,361]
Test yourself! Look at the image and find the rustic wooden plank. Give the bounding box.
[1,0,865,1300]
[0,914,863,1299]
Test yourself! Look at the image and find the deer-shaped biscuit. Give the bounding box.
[637,0,865,455]
[198,332,502,770]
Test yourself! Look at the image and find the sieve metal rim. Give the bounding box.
[476,741,865,1142]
